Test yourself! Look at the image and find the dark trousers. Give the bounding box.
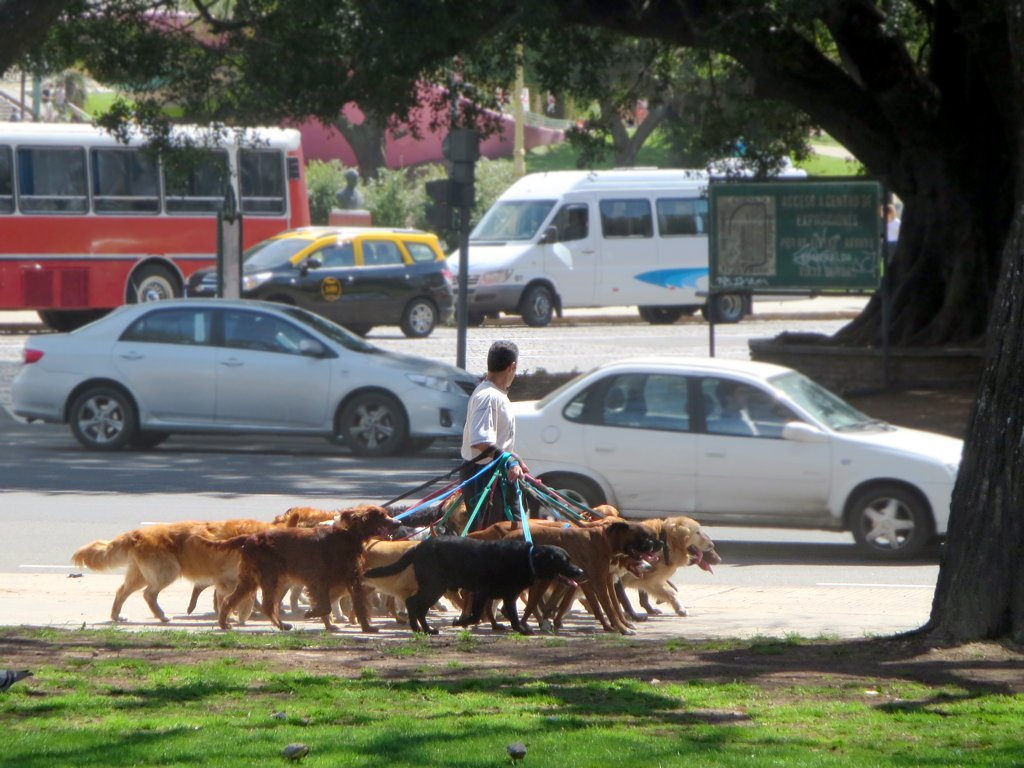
[459,462,506,532]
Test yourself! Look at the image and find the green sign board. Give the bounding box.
[708,180,882,291]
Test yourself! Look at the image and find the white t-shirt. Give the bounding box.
[461,379,516,461]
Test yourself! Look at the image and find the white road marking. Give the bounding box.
[816,582,934,589]
[19,564,79,569]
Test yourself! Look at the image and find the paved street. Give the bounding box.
[0,294,941,640]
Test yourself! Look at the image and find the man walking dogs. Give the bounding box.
[460,341,527,529]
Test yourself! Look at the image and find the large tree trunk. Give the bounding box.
[333,111,387,180]
[923,1,1024,644]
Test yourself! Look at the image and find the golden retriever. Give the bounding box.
[71,519,271,623]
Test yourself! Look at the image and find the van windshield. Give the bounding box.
[471,200,556,243]
[243,237,313,270]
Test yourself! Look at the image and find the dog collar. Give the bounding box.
[658,528,672,567]
[527,542,536,577]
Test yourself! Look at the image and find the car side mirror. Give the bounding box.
[298,338,327,358]
[300,256,322,275]
[781,421,828,443]
[539,226,558,245]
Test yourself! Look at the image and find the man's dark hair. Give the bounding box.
[487,340,519,372]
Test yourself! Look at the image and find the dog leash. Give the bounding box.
[380,450,494,509]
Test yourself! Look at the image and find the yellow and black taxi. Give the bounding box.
[186,227,455,337]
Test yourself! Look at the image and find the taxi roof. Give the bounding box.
[273,226,435,242]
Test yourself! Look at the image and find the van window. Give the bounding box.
[550,203,589,242]
[0,146,12,214]
[91,148,160,214]
[471,200,556,242]
[17,146,88,213]
[657,197,708,236]
[599,199,653,238]
[163,149,229,214]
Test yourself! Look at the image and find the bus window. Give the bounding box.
[657,197,708,236]
[239,149,285,214]
[0,146,12,214]
[599,199,653,238]
[163,149,229,214]
[91,148,160,214]
[17,146,88,214]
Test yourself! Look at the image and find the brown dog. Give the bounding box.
[618,516,722,618]
[473,519,660,634]
[71,518,271,623]
[204,505,398,632]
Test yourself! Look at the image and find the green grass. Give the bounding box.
[2,630,1021,767]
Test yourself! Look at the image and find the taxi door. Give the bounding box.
[296,241,367,324]
[356,238,414,319]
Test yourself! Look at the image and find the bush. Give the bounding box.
[305,159,348,224]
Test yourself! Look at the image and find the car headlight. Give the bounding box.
[241,271,274,291]
[478,269,514,285]
[406,373,452,393]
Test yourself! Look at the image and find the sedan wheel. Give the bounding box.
[338,392,409,457]
[541,474,606,511]
[69,386,137,450]
[849,483,933,559]
[400,298,438,338]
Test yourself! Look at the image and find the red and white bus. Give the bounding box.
[0,123,310,330]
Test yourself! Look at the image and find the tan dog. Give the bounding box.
[272,506,340,528]
[201,505,399,632]
[618,516,722,618]
[71,519,272,623]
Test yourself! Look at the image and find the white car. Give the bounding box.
[513,357,962,558]
[12,299,477,456]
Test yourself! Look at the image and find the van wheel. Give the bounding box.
[130,265,181,303]
[702,293,747,323]
[401,298,437,338]
[638,306,686,324]
[520,284,554,327]
[848,483,934,559]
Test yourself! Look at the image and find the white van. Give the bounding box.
[449,168,794,326]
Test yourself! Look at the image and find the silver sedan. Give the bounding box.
[12,299,477,456]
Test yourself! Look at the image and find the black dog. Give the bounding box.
[363,537,584,635]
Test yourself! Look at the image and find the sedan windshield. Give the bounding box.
[243,237,312,270]
[471,200,556,242]
[769,371,877,431]
[282,306,376,353]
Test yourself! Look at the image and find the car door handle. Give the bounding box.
[580,249,596,254]
[220,358,244,367]
[594,445,615,453]
[705,451,726,458]
[118,351,143,360]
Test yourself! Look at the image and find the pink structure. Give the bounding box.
[298,102,565,170]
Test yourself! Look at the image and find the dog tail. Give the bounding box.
[71,532,138,571]
[363,545,419,579]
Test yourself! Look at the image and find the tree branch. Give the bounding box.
[0,0,76,74]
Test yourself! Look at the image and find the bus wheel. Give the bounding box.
[130,265,181,304]
[38,309,109,332]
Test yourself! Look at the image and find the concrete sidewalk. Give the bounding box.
[0,572,931,640]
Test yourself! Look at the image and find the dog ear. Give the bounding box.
[607,521,630,533]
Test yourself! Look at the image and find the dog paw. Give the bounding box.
[632,613,648,622]
[619,627,637,636]
[158,616,170,624]
[280,622,293,631]
[361,626,379,633]
[675,608,688,617]
[111,616,128,623]
[646,608,663,616]
[517,626,534,636]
